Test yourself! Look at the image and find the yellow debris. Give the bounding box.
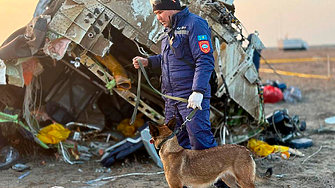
[117,113,145,137]
[247,138,289,158]
[37,123,71,144]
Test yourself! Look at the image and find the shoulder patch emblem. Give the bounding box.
[197,35,208,41]
[198,41,210,53]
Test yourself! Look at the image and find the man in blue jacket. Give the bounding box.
[132,1,228,187]
[133,0,216,150]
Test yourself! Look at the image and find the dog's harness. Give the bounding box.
[157,108,198,150]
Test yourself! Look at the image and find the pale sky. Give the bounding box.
[0,0,334,48]
[234,0,335,47]
[0,0,40,45]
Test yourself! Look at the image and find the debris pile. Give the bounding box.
[0,0,312,173]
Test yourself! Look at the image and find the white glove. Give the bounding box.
[187,92,203,110]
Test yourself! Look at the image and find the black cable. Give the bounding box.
[254,48,284,81]
[272,110,283,142]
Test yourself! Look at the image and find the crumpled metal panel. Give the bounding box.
[48,0,163,55]
[245,67,258,85]
[100,0,160,37]
[90,35,113,57]
[0,15,50,61]
[208,19,237,44]
[216,42,261,120]
[74,8,96,31]
[110,16,126,30]
[48,0,113,56]
[49,10,76,36]
[34,0,53,17]
[95,8,115,32]
[122,25,136,40]
[79,55,165,124]
[98,0,163,53]
[81,0,106,14]
[185,0,264,122]
[47,0,263,123]
[66,23,87,43]
[59,2,85,21]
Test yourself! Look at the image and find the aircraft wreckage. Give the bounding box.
[0,0,266,164]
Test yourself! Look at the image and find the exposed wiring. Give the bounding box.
[213,2,282,82]
[23,76,43,134]
[255,49,284,81]
[272,110,283,142]
[59,141,74,165]
[133,40,150,58]
[302,146,323,164]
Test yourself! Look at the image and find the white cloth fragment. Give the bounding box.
[0,59,7,85]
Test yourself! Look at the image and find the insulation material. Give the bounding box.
[43,37,72,60]
[5,62,24,87]
[21,58,44,86]
[95,54,131,90]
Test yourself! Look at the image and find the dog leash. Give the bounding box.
[130,58,188,125]
[157,108,199,150]
[138,59,188,103]
[130,61,142,125]
[130,58,199,149]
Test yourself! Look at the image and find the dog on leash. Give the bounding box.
[149,118,268,188]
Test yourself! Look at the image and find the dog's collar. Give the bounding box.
[157,129,181,150]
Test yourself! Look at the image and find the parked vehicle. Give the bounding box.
[278,38,309,51]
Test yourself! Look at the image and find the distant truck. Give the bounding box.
[278,38,309,51]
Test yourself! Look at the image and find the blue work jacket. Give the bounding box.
[148,7,215,103]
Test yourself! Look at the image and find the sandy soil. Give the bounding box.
[1,47,335,188]
[255,46,335,188]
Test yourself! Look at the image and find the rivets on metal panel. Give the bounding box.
[87,12,93,18]
[88,33,94,38]
[94,8,100,15]
[104,14,109,21]
[93,25,100,34]
[97,19,103,26]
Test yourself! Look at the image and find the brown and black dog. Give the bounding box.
[149,118,261,188]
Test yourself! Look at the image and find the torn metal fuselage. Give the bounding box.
[0,0,267,146]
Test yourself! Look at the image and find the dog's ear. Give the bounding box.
[148,121,159,137]
[166,116,176,131]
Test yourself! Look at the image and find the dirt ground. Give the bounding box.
[1,46,335,188]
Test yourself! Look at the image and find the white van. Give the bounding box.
[278,39,309,50]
